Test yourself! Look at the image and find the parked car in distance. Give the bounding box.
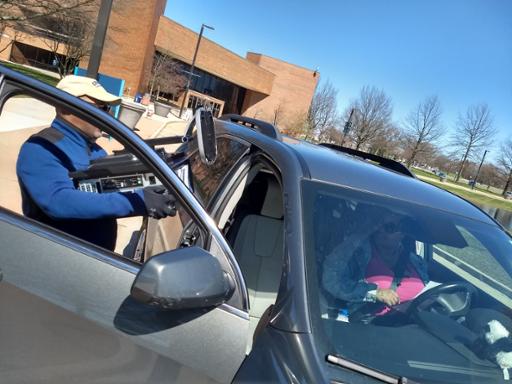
[2,66,512,383]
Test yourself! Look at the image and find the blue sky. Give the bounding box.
[164,0,511,162]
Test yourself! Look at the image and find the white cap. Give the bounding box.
[56,75,121,105]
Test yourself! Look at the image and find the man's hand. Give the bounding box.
[376,289,400,306]
[143,187,176,219]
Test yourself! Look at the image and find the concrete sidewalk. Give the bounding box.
[0,97,188,213]
[0,97,56,132]
[0,96,189,255]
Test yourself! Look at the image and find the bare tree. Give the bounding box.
[282,112,308,138]
[461,161,478,182]
[401,137,441,168]
[403,96,444,167]
[413,142,441,166]
[346,86,393,151]
[318,126,343,144]
[0,1,95,23]
[272,101,285,126]
[498,138,512,195]
[368,124,402,158]
[451,104,497,181]
[478,163,502,191]
[37,7,94,77]
[304,80,340,141]
[0,25,23,55]
[1,1,97,76]
[148,52,186,100]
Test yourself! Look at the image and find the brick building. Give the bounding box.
[0,0,319,130]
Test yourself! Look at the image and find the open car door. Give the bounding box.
[0,66,249,383]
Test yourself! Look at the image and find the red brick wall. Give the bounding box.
[155,17,274,96]
[242,53,319,131]
[97,0,166,95]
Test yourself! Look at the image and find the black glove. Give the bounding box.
[142,187,177,219]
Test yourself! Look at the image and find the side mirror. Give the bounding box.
[196,108,217,165]
[131,247,234,310]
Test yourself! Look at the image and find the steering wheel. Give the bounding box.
[407,282,476,318]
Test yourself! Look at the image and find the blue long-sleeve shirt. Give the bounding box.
[16,118,147,250]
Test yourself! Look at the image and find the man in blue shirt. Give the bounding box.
[16,75,175,251]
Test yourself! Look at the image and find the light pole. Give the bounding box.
[472,149,489,190]
[340,108,355,147]
[179,23,214,118]
[87,0,113,79]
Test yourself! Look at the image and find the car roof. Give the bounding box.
[215,118,496,226]
[280,136,496,225]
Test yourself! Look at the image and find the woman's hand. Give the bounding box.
[376,289,400,306]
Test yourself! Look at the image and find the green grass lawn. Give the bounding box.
[433,184,511,210]
[411,167,436,179]
[413,173,512,211]
[412,167,504,196]
[0,61,59,87]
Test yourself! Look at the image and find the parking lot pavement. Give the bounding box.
[0,97,56,132]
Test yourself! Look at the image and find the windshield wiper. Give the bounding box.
[327,354,418,384]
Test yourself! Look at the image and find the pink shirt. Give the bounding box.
[365,251,425,309]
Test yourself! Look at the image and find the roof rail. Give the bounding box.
[219,114,282,141]
[319,143,416,178]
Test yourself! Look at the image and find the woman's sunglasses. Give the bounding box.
[380,221,403,234]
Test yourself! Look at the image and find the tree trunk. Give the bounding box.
[455,148,471,182]
[503,169,512,196]
[149,77,155,98]
[406,139,422,168]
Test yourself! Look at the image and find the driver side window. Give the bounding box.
[0,93,200,263]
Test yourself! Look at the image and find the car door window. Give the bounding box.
[0,94,201,262]
[188,136,249,207]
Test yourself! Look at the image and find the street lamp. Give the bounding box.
[472,149,489,190]
[179,23,214,118]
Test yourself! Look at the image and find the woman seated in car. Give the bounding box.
[322,206,429,318]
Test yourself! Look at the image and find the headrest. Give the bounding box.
[260,177,283,219]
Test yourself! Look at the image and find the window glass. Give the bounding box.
[0,94,199,262]
[436,226,512,291]
[302,179,512,384]
[189,137,249,207]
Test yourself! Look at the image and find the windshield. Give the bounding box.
[303,179,512,384]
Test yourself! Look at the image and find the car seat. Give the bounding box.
[233,176,283,349]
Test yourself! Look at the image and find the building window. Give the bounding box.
[10,42,71,73]
[176,60,247,115]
